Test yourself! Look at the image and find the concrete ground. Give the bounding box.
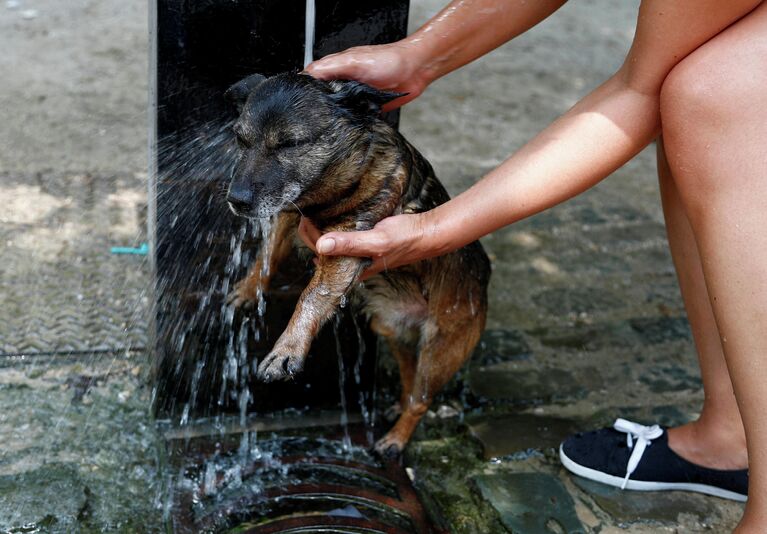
[0,0,744,532]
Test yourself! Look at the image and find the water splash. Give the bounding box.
[255,217,275,320]
[333,315,352,453]
[152,118,261,419]
[351,305,375,445]
[303,0,316,68]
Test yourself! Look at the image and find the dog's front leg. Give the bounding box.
[256,254,365,382]
[227,211,299,309]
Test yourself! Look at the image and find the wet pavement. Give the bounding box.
[0,0,745,532]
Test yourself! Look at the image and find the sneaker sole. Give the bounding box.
[559,445,747,502]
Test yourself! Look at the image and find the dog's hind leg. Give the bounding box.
[370,317,417,420]
[374,302,485,458]
[227,211,299,308]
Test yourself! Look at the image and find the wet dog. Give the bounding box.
[224,72,490,457]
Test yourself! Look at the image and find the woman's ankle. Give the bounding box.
[667,419,748,470]
[734,507,767,534]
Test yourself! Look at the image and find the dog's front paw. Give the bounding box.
[226,279,258,309]
[373,433,405,459]
[384,402,402,422]
[256,349,306,382]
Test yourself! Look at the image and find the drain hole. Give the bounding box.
[282,464,399,498]
[226,494,416,532]
[168,427,436,533]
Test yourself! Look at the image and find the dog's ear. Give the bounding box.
[328,80,407,115]
[224,73,267,112]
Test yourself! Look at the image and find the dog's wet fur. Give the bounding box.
[224,72,490,457]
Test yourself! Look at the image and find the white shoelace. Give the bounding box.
[613,418,664,489]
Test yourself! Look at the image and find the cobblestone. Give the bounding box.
[474,472,584,534]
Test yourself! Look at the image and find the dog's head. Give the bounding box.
[224,72,404,219]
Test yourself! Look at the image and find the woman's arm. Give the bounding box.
[306,0,567,110]
[314,0,761,277]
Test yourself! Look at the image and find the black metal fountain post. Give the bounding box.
[149,0,409,421]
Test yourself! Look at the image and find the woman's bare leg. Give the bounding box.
[660,2,767,529]
[657,138,747,470]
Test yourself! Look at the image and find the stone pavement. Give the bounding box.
[0,0,745,531]
[0,171,148,355]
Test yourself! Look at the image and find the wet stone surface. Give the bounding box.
[573,477,716,526]
[468,364,601,404]
[0,464,89,532]
[467,413,580,460]
[474,472,585,534]
[472,329,533,365]
[0,358,162,532]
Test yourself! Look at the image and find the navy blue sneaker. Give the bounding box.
[559,418,748,502]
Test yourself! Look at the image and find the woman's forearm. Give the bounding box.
[405,0,567,84]
[423,71,661,255]
[415,0,762,254]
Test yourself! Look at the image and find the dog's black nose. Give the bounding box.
[228,197,251,215]
[227,185,253,215]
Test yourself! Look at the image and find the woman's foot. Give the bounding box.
[559,418,748,501]
[667,419,748,471]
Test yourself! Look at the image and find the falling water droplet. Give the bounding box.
[333,316,352,454]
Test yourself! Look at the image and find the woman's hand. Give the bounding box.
[298,213,441,280]
[305,0,569,112]
[304,42,429,111]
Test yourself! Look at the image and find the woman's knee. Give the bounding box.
[659,56,729,141]
[660,6,767,140]
[659,17,767,202]
[658,57,729,204]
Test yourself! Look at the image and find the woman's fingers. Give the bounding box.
[316,229,389,257]
[306,213,434,280]
[299,217,389,275]
[305,46,377,82]
[299,217,394,276]
[381,92,419,113]
[359,257,388,281]
[304,44,423,101]
[298,217,322,253]
[305,53,357,80]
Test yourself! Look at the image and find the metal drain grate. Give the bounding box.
[165,421,440,534]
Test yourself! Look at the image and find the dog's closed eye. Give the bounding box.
[275,137,307,149]
[233,124,253,149]
[271,136,310,150]
[235,134,251,149]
